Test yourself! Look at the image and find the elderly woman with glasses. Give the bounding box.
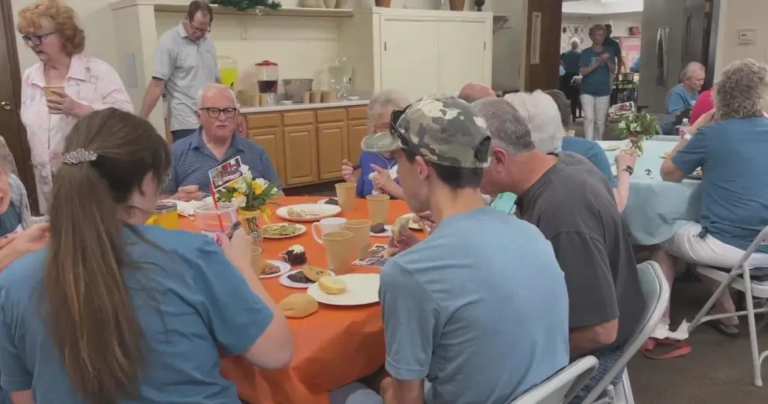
[341,90,408,199]
[17,0,132,213]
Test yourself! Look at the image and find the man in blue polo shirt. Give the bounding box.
[164,83,281,201]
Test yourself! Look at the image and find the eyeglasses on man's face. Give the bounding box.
[189,22,211,34]
[200,107,238,118]
[22,32,55,46]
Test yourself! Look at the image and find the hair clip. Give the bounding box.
[62,149,98,165]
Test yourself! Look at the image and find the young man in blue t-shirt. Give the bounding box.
[363,96,570,404]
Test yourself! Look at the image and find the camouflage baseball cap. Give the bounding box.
[360,96,491,168]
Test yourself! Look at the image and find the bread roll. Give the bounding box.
[279,294,319,319]
[319,276,347,295]
[302,266,330,282]
[392,214,413,240]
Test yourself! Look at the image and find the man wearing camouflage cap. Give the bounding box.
[364,96,569,404]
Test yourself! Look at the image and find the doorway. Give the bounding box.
[524,0,563,91]
[0,0,37,211]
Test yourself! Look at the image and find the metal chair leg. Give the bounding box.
[688,268,740,332]
[743,265,764,387]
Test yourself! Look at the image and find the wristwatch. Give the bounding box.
[621,166,634,176]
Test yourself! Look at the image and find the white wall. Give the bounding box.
[713,0,768,109]
[12,0,498,80]
[561,12,641,51]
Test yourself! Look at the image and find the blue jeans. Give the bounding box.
[171,128,198,142]
[569,346,625,404]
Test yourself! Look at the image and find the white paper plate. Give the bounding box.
[279,269,336,289]
[261,223,307,239]
[370,225,392,238]
[307,273,381,306]
[602,144,621,152]
[258,260,291,279]
[276,204,342,222]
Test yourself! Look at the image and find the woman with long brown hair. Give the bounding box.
[0,108,291,403]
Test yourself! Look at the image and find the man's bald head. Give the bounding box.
[458,83,496,103]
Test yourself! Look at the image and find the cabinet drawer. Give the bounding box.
[317,108,347,123]
[283,111,315,126]
[247,113,281,129]
[347,106,367,121]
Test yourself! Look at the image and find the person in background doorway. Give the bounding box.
[579,24,616,141]
[603,24,624,75]
[341,90,407,199]
[560,38,582,122]
[139,0,220,142]
[666,62,706,114]
[457,83,496,104]
[17,0,133,214]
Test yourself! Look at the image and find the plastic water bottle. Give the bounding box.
[677,118,690,137]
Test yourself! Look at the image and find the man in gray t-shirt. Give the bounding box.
[139,1,219,142]
[473,98,644,403]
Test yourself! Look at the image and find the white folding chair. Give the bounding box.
[687,225,768,387]
[583,260,670,404]
[510,356,598,404]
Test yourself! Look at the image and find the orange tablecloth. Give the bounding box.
[181,196,411,404]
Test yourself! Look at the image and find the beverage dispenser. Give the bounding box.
[218,55,238,89]
[255,60,279,105]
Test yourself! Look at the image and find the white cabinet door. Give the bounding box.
[380,20,440,102]
[437,21,488,95]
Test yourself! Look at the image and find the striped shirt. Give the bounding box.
[164,128,280,195]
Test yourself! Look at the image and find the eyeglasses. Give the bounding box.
[189,23,211,34]
[200,107,238,118]
[22,32,55,46]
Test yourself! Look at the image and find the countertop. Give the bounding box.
[240,99,369,114]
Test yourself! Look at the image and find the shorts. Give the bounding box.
[661,222,768,269]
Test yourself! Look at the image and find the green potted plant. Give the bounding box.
[617,112,659,154]
[211,0,281,12]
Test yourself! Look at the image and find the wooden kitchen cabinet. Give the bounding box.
[317,122,348,180]
[242,103,368,188]
[339,8,493,100]
[347,120,367,165]
[247,127,285,185]
[283,125,318,185]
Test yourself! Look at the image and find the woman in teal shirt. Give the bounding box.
[0,109,292,403]
[578,24,616,141]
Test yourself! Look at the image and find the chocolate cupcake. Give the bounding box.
[370,223,386,234]
[282,245,308,266]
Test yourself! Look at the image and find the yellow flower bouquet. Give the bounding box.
[215,167,279,237]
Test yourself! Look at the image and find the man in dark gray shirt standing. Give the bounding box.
[472,97,645,403]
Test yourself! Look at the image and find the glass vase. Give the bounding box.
[238,208,262,245]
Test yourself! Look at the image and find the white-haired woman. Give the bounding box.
[340,90,407,199]
[579,24,616,140]
[657,59,768,337]
[503,91,635,212]
[561,38,582,122]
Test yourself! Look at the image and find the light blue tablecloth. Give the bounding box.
[600,140,702,245]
